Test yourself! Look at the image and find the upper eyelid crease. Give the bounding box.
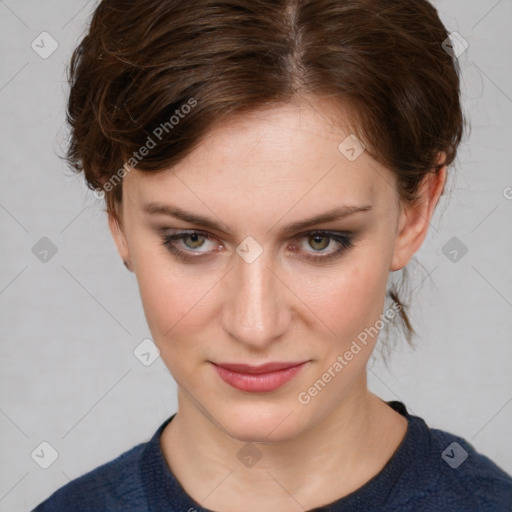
[145,202,372,236]
[161,231,354,265]
[162,228,352,247]
[162,230,353,255]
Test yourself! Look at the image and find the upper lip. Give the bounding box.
[212,361,308,374]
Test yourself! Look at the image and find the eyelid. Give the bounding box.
[160,228,355,262]
[159,227,351,242]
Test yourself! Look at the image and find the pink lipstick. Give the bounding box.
[212,361,308,393]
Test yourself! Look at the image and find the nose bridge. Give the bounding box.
[224,244,286,347]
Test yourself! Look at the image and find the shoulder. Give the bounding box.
[391,413,512,512]
[428,426,512,511]
[32,441,149,512]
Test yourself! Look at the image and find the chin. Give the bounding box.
[217,402,305,443]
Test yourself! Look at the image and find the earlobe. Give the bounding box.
[390,160,447,272]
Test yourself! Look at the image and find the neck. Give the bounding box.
[159,373,406,511]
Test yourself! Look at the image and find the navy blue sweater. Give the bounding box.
[32,401,512,511]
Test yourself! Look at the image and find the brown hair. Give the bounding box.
[64,0,467,349]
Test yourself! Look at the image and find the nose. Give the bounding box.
[222,246,291,349]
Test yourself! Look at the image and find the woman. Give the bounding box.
[33,0,512,510]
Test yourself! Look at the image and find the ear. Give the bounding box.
[390,154,447,271]
[108,211,133,272]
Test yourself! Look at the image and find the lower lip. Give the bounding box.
[212,362,307,393]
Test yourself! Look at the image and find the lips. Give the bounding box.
[212,361,307,374]
[211,361,309,393]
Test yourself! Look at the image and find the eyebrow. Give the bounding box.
[143,202,372,235]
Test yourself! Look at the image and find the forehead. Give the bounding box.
[180,99,358,174]
[122,99,397,225]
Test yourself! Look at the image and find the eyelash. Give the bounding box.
[160,230,354,263]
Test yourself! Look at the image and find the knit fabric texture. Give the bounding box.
[32,401,512,511]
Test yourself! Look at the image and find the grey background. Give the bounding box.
[1,1,511,510]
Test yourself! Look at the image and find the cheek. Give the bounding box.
[135,261,206,382]
[131,236,201,343]
[137,266,205,340]
[295,256,389,338]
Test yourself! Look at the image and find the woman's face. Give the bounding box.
[110,98,436,442]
